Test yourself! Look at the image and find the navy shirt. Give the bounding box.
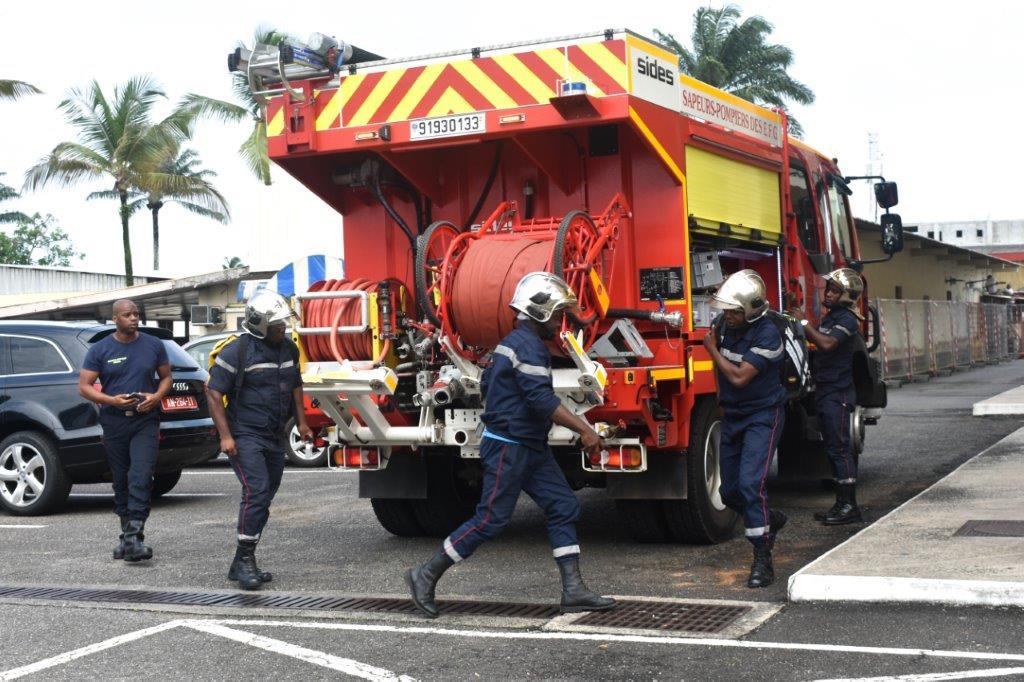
[812,306,860,393]
[83,333,169,420]
[481,324,563,451]
[716,315,787,415]
[207,334,302,438]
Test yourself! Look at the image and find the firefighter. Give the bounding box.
[703,270,788,588]
[405,272,616,618]
[789,268,865,525]
[78,299,171,562]
[206,291,312,590]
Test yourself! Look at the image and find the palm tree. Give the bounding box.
[655,4,814,136]
[89,146,230,270]
[22,76,194,284]
[179,27,287,186]
[0,79,42,101]
[0,173,30,224]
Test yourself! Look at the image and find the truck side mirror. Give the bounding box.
[881,213,904,255]
[874,181,899,209]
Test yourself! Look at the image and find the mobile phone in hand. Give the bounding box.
[126,392,144,403]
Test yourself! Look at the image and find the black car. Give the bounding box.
[0,321,218,515]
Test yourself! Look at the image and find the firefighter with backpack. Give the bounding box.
[788,268,865,526]
[703,270,789,589]
[206,291,312,590]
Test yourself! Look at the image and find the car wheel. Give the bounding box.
[151,470,183,498]
[0,431,72,516]
[284,418,328,467]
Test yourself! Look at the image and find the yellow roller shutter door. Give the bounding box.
[685,146,782,241]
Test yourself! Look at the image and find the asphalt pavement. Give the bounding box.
[1,361,1023,680]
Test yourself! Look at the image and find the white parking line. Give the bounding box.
[817,668,1024,681]
[0,621,181,681]
[0,525,46,529]
[195,618,1024,664]
[187,621,415,681]
[69,493,228,498]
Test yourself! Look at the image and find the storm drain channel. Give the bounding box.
[0,585,751,634]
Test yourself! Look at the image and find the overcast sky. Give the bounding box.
[2,1,1021,278]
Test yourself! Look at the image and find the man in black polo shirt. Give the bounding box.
[79,299,171,562]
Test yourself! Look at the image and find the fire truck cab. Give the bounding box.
[235,28,903,543]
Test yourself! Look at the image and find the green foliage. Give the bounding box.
[0,172,31,224]
[655,4,814,136]
[0,214,81,266]
[0,79,42,101]
[22,75,197,284]
[222,255,246,269]
[179,26,288,186]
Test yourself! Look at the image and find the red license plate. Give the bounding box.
[162,395,198,412]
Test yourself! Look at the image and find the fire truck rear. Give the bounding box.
[232,29,902,543]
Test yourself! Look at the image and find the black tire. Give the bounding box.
[283,417,328,467]
[617,499,671,543]
[661,398,738,544]
[410,451,481,537]
[370,498,425,537]
[414,220,460,326]
[151,470,182,498]
[0,431,72,516]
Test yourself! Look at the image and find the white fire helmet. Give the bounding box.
[824,268,864,308]
[709,269,769,322]
[509,272,578,323]
[243,291,296,339]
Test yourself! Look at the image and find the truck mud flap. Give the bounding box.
[607,450,686,500]
[358,451,427,499]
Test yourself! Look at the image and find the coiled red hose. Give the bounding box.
[450,239,552,348]
[301,279,400,365]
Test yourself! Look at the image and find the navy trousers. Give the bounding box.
[818,386,857,484]
[444,438,581,564]
[228,434,286,540]
[100,414,159,521]
[719,404,785,542]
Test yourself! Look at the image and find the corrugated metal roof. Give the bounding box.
[0,264,160,295]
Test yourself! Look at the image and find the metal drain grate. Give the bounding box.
[954,520,1024,538]
[572,600,750,634]
[0,585,560,619]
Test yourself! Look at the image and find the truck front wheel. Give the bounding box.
[661,397,738,544]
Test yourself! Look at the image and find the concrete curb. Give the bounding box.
[973,385,1024,415]
[788,425,1024,608]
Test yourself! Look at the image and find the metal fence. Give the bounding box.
[873,299,1022,382]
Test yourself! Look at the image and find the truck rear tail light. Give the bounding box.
[582,444,647,473]
[329,446,384,470]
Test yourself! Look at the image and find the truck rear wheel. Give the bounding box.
[410,452,481,537]
[661,397,738,544]
[370,498,424,537]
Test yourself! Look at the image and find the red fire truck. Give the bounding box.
[232,29,903,543]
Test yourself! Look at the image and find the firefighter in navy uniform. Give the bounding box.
[206,292,312,590]
[789,268,865,525]
[703,270,788,588]
[405,272,616,618]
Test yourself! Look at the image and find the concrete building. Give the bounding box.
[0,266,274,341]
[856,219,1021,301]
[911,219,1024,250]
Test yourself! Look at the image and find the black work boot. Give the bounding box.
[558,558,616,614]
[229,540,263,590]
[814,499,842,523]
[228,540,273,583]
[122,519,153,562]
[112,516,129,560]
[405,549,453,618]
[824,483,863,525]
[747,539,774,588]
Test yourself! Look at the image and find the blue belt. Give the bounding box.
[482,429,521,445]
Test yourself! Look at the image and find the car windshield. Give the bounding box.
[184,339,221,370]
[162,339,201,371]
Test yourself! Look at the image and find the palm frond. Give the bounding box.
[0,80,43,100]
[177,93,253,124]
[0,211,32,224]
[22,151,105,192]
[240,120,272,185]
[169,199,228,223]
